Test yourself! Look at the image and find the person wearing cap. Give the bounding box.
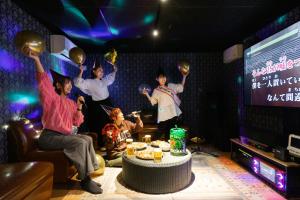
[143,68,188,140]
[102,108,143,167]
[74,60,117,148]
[25,50,103,194]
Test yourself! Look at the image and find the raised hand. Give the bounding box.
[183,71,189,77]
[113,64,118,72]
[25,47,39,61]
[79,64,84,74]
[132,111,140,118]
[77,96,85,109]
[142,88,149,96]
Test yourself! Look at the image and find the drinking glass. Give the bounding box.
[153,148,163,163]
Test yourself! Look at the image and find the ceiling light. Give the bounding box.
[153,29,159,37]
[160,0,168,2]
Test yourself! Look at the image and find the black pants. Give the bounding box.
[157,116,182,140]
[87,97,113,147]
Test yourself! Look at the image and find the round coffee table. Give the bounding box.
[122,149,192,194]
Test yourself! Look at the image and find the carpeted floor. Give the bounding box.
[56,153,286,200]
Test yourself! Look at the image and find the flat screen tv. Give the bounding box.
[244,21,300,107]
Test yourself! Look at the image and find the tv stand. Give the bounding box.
[231,138,300,198]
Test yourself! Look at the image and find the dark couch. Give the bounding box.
[0,161,54,200]
[6,118,103,183]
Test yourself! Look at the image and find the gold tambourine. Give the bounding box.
[90,154,105,177]
[178,60,190,75]
[104,48,117,65]
[14,30,45,56]
[69,47,86,65]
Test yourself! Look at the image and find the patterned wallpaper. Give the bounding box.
[0,0,223,162]
[0,0,80,163]
[84,52,223,140]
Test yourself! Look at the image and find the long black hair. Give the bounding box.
[50,69,72,95]
[91,59,103,79]
[156,67,167,78]
[53,76,72,95]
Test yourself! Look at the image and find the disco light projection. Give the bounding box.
[237,76,242,85]
[109,27,119,35]
[0,49,23,72]
[58,0,156,44]
[62,29,106,45]
[61,0,90,26]
[60,0,108,44]
[277,15,287,25]
[25,108,42,120]
[143,14,155,25]
[5,92,39,113]
[6,92,39,105]
[99,9,115,36]
[114,0,125,7]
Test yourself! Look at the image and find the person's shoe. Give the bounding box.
[86,176,102,187]
[80,177,103,194]
[91,179,102,187]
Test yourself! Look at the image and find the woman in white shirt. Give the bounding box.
[74,61,117,147]
[143,68,188,140]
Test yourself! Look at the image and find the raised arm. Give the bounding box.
[27,50,45,73]
[73,65,91,94]
[77,64,84,79]
[103,70,117,86]
[143,89,158,106]
[112,64,118,73]
[181,73,188,87]
[26,50,57,108]
[134,116,143,132]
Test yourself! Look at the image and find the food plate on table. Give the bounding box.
[160,142,170,152]
[151,140,162,147]
[151,140,170,151]
[136,150,154,160]
[132,142,147,150]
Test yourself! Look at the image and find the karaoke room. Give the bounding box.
[2,0,300,199]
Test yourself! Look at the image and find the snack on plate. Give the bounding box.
[151,140,170,151]
[160,142,171,152]
[136,150,154,160]
[151,140,162,147]
[132,142,147,150]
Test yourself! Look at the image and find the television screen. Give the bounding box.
[244,21,300,107]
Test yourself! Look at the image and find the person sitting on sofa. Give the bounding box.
[25,49,102,194]
[102,108,143,167]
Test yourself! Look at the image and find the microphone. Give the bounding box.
[79,100,86,106]
[76,93,87,108]
[126,111,141,117]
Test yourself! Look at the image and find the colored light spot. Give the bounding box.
[143,14,155,24]
[237,76,242,84]
[0,49,23,72]
[61,0,90,26]
[109,27,119,35]
[114,0,125,7]
[6,92,39,105]
[277,15,287,24]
